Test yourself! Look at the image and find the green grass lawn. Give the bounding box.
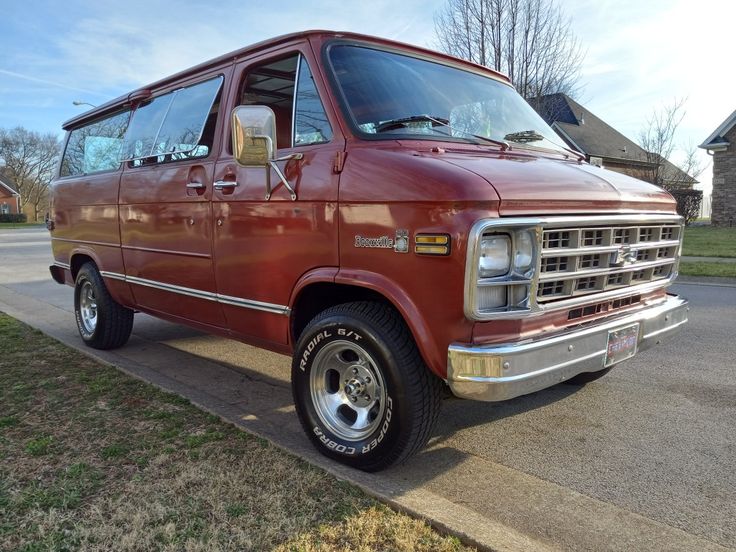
[679,261,736,279]
[0,314,469,552]
[682,226,736,258]
[0,222,46,229]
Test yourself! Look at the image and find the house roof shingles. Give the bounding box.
[532,93,697,186]
[0,174,20,196]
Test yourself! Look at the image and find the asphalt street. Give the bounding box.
[1,227,734,551]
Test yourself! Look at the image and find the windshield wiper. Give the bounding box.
[504,130,545,143]
[375,114,510,151]
[375,115,450,132]
[505,129,586,160]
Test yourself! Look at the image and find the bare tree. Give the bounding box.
[0,127,61,221]
[434,0,585,100]
[637,100,706,224]
[678,143,705,182]
[637,98,687,189]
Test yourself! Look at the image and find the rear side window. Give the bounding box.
[60,110,130,177]
[122,76,223,165]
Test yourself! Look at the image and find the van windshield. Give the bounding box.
[328,45,568,154]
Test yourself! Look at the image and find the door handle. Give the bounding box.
[214,180,239,190]
[186,182,206,189]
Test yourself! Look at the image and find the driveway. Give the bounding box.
[1,227,734,551]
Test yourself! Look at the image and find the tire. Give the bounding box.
[74,262,134,350]
[563,366,613,385]
[292,301,443,472]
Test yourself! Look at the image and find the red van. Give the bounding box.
[49,31,688,471]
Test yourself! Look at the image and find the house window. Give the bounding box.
[0,203,9,214]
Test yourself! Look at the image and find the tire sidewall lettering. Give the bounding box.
[299,323,396,458]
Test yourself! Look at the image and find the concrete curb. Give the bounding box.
[675,275,736,287]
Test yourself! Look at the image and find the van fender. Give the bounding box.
[334,269,443,378]
[68,246,135,308]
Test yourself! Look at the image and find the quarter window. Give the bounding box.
[295,59,333,145]
[60,110,130,177]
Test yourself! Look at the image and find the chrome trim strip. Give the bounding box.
[54,261,71,270]
[216,293,290,315]
[98,271,290,315]
[52,237,119,248]
[99,270,125,282]
[121,244,211,259]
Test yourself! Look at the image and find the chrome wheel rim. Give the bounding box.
[79,280,98,334]
[309,340,387,442]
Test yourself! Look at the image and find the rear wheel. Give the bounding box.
[74,262,133,350]
[292,301,443,472]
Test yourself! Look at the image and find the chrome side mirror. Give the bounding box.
[231,105,276,166]
[230,105,302,201]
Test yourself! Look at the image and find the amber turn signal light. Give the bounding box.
[415,234,451,255]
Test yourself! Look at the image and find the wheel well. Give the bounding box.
[70,254,95,280]
[291,283,395,343]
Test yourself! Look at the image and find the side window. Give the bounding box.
[123,76,223,167]
[60,110,130,177]
[239,54,332,149]
[294,59,333,146]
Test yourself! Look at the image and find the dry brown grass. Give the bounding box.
[0,314,470,552]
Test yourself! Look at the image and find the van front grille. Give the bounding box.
[536,222,681,304]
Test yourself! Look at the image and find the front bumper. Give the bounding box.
[447,294,688,401]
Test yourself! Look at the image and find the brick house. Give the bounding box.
[531,93,697,189]
[0,174,21,215]
[699,109,736,226]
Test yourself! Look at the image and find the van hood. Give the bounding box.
[436,150,676,215]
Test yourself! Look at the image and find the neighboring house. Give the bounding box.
[531,93,697,189]
[699,109,736,227]
[0,174,21,215]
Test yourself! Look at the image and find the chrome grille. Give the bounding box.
[537,222,682,304]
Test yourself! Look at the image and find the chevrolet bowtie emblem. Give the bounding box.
[611,244,636,266]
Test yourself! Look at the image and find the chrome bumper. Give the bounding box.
[447,294,688,401]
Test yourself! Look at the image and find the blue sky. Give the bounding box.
[1,0,733,194]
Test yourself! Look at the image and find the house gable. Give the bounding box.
[699,109,736,152]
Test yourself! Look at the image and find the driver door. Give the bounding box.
[212,47,344,346]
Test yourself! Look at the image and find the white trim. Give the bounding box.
[699,108,736,149]
[0,178,20,197]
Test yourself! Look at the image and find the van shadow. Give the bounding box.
[124,315,585,494]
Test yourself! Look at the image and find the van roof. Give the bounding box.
[62,29,510,130]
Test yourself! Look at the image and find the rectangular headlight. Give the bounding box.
[479,235,510,278]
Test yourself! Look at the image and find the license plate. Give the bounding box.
[604,323,640,367]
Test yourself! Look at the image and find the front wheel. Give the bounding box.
[292,302,443,472]
[74,262,134,350]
